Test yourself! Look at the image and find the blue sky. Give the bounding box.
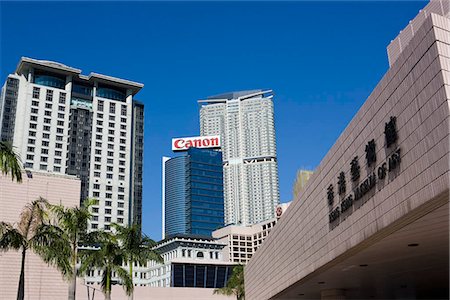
[0,1,426,240]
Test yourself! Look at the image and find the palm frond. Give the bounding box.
[0,141,22,182]
[0,222,25,250]
[31,224,72,278]
[115,267,134,296]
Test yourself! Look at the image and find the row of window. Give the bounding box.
[97,112,127,124]
[32,87,66,103]
[97,101,127,116]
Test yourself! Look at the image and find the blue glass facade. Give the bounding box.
[164,148,224,237]
[165,156,188,236]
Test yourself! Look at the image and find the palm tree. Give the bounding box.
[50,199,95,300]
[112,224,163,300]
[0,198,71,300]
[0,141,22,182]
[79,231,133,300]
[214,265,245,300]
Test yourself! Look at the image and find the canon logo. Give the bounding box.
[172,135,221,151]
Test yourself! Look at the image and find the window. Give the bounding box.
[107,158,113,164]
[117,210,124,216]
[55,143,62,149]
[44,111,52,116]
[120,124,126,130]
[29,131,36,137]
[118,202,124,208]
[105,217,111,222]
[105,208,111,214]
[41,149,48,154]
[95,157,101,162]
[120,139,126,144]
[93,184,100,190]
[94,164,101,170]
[95,142,102,147]
[121,105,127,116]
[93,191,100,197]
[120,146,125,151]
[106,173,113,179]
[26,154,34,160]
[117,218,123,224]
[106,193,112,199]
[58,113,64,119]
[57,120,64,126]
[55,150,62,156]
[107,151,113,157]
[94,172,100,177]
[27,147,34,152]
[95,149,102,155]
[41,157,48,162]
[120,131,126,137]
[92,207,99,213]
[32,100,39,107]
[109,103,115,114]
[119,175,125,181]
[97,101,104,111]
[118,187,124,193]
[105,201,112,206]
[44,118,51,124]
[108,122,114,128]
[29,123,37,129]
[121,117,126,123]
[91,224,98,229]
[59,93,66,104]
[32,87,40,99]
[30,115,38,122]
[119,168,125,173]
[108,130,114,135]
[119,153,125,159]
[108,144,114,149]
[53,166,61,172]
[43,125,50,131]
[31,108,39,114]
[45,103,52,109]
[56,135,63,141]
[39,164,47,170]
[97,120,103,126]
[118,194,125,200]
[58,106,65,112]
[96,127,102,133]
[42,141,49,147]
[104,225,110,231]
[56,128,63,134]
[92,216,98,221]
[96,135,102,140]
[106,185,112,191]
[46,90,53,101]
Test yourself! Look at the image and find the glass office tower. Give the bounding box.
[163,148,224,238]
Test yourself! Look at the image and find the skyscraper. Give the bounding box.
[199,90,280,226]
[0,57,144,230]
[162,147,224,238]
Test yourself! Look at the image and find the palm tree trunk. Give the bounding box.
[68,243,77,300]
[129,261,134,300]
[17,248,26,300]
[105,291,111,300]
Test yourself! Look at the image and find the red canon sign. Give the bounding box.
[172,135,221,151]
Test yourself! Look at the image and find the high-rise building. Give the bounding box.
[199,90,280,226]
[0,57,144,230]
[162,147,224,238]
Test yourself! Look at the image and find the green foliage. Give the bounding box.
[79,231,134,299]
[0,141,22,183]
[214,265,245,300]
[0,199,71,300]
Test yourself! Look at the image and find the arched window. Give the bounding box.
[196,251,204,258]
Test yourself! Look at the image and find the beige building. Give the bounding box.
[0,171,80,300]
[246,1,450,299]
[213,202,290,264]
